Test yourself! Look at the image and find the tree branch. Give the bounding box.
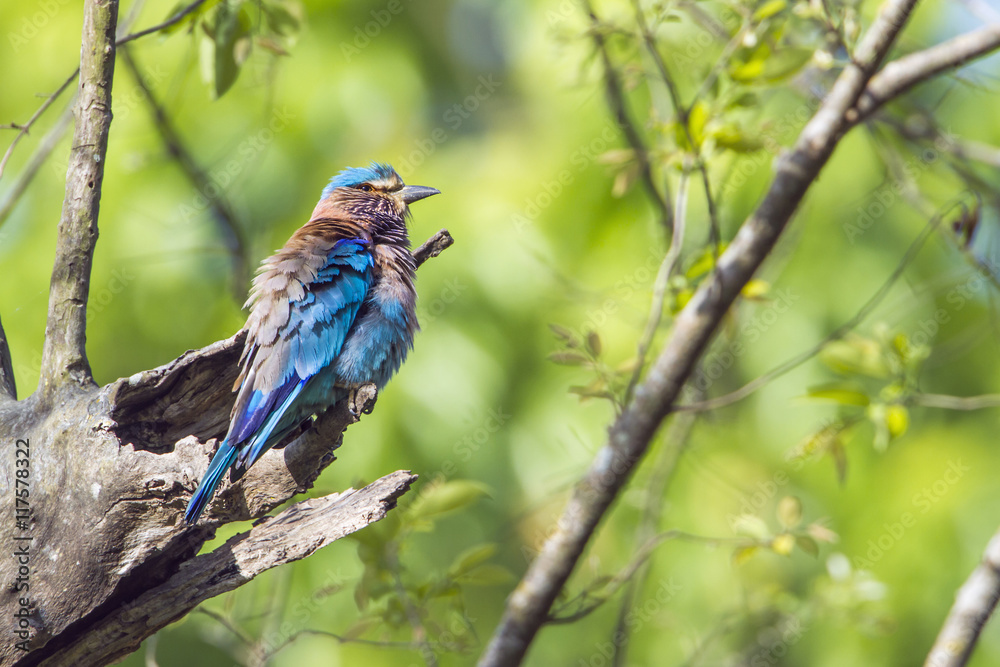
[37,0,119,398]
[0,313,15,401]
[0,230,451,664]
[852,23,1000,124]
[0,0,206,185]
[120,45,250,299]
[0,103,74,229]
[925,529,1000,667]
[582,0,673,236]
[42,471,417,666]
[413,229,455,267]
[478,2,920,664]
[912,393,1000,411]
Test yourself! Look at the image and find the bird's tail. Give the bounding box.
[184,439,239,524]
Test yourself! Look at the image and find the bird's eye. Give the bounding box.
[357,183,374,192]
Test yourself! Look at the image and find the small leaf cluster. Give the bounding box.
[795,326,930,481]
[348,479,511,652]
[548,325,635,413]
[731,495,838,564]
[160,0,302,98]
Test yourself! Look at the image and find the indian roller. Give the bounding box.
[184,163,439,524]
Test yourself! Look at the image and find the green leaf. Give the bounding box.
[712,124,764,153]
[200,1,252,98]
[796,535,819,557]
[762,47,814,81]
[549,351,588,365]
[263,1,301,37]
[585,331,602,357]
[549,323,578,345]
[804,382,870,406]
[771,533,795,556]
[733,545,759,565]
[830,438,848,485]
[160,0,217,35]
[821,337,890,378]
[456,564,514,586]
[408,480,491,521]
[343,617,378,640]
[732,514,770,540]
[886,404,909,438]
[448,543,498,578]
[777,496,802,529]
[753,0,787,22]
[687,102,709,149]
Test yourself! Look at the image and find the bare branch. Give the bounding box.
[677,196,962,412]
[0,0,206,185]
[625,168,690,404]
[37,0,119,397]
[41,471,417,666]
[853,23,1000,124]
[0,71,76,182]
[0,313,15,401]
[582,0,673,235]
[911,393,1000,411]
[0,104,74,229]
[413,228,455,267]
[121,45,250,298]
[925,529,1000,667]
[115,0,207,46]
[478,2,919,664]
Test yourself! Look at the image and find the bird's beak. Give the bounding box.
[400,185,441,204]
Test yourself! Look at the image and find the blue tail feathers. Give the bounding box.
[184,439,239,524]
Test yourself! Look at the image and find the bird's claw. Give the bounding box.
[347,383,378,419]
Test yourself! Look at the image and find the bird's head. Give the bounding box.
[320,163,440,222]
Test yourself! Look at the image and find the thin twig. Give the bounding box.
[911,393,1000,410]
[583,0,673,236]
[115,0,206,46]
[548,529,752,625]
[121,45,250,298]
[387,544,439,667]
[852,23,1000,124]
[0,103,74,228]
[0,0,206,183]
[677,196,967,412]
[630,0,721,247]
[0,71,76,182]
[625,168,690,404]
[611,385,701,667]
[261,628,453,662]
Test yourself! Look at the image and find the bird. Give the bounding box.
[184,163,439,524]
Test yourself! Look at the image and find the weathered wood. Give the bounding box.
[0,227,453,664]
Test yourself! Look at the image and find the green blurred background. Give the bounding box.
[2,0,1000,664]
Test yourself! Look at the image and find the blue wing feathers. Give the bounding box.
[184,439,239,523]
[184,238,374,524]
